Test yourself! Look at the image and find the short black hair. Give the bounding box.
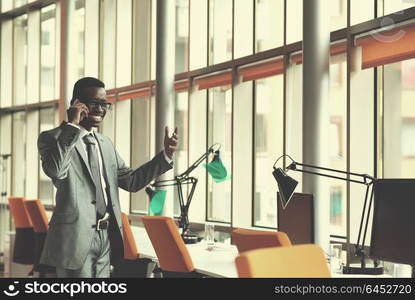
[71,77,105,105]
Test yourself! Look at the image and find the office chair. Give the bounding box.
[235,244,331,278]
[142,216,203,278]
[232,228,292,253]
[24,199,55,277]
[111,213,156,278]
[8,197,36,265]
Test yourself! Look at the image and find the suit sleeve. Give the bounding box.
[38,125,81,180]
[116,148,173,192]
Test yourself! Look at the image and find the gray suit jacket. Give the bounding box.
[38,122,172,269]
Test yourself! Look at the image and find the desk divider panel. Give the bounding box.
[277,192,314,245]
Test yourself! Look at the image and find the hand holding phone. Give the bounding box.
[67,99,89,125]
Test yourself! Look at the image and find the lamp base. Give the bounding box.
[182,233,200,244]
[343,263,384,275]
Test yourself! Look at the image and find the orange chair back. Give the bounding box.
[235,244,331,278]
[121,212,139,260]
[232,228,292,253]
[24,200,49,233]
[142,216,194,272]
[8,197,33,228]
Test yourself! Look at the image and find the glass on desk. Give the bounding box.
[204,223,215,250]
[329,243,343,273]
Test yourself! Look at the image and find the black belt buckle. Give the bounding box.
[97,219,109,230]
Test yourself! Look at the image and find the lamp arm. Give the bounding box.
[151,177,197,206]
[292,167,371,186]
[274,154,374,183]
[151,177,198,188]
[293,162,375,182]
[177,143,221,179]
[151,178,180,187]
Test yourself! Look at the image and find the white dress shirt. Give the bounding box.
[77,125,109,206]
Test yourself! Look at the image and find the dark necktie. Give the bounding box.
[83,133,107,218]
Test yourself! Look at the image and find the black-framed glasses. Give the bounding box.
[80,99,112,111]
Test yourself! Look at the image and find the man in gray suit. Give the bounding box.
[38,77,178,278]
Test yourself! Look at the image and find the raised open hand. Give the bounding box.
[164,126,178,159]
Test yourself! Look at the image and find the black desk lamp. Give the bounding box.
[272,154,383,275]
[146,143,227,244]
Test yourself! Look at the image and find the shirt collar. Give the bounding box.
[79,125,95,139]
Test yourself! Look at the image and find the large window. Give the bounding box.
[176,0,189,73]
[255,0,284,52]
[173,92,189,216]
[286,48,348,236]
[130,97,152,214]
[25,111,39,199]
[39,108,55,204]
[0,114,12,256]
[286,57,303,191]
[381,59,415,178]
[207,87,232,223]
[1,20,13,108]
[133,0,151,83]
[234,0,253,59]
[350,45,375,245]
[351,0,375,25]
[151,0,157,80]
[330,0,347,31]
[208,0,232,65]
[14,15,28,106]
[0,115,12,195]
[68,0,85,87]
[12,112,26,197]
[101,0,116,88]
[253,76,283,228]
[187,89,208,223]
[99,0,116,140]
[41,5,56,101]
[1,0,13,12]
[287,0,302,44]
[328,51,347,236]
[384,0,415,14]
[189,0,207,70]
[14,0,27,9]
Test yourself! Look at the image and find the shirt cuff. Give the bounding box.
[163,150,173,164]
[67,122,80,129]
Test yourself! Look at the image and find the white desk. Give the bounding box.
[132,226,392,278]
[132,226,239,278]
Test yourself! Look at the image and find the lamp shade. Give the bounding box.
[204,151,231,183]
[272,167,298,209]
[146,187,167,216]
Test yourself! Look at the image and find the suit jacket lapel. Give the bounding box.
[59,121,95,183]
[75,140,95,183]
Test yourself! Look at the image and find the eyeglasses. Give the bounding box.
[80,99,112,111]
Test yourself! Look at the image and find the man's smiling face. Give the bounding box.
[79,87,107,128]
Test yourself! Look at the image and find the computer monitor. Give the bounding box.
[370,179,415,266]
